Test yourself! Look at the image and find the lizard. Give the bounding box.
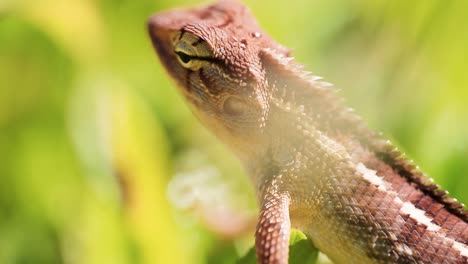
[147,1,468,263]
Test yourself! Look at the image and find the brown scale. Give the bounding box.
[268,50,468,227]
[315,76,468,223]
[354,142,468,245]
[288,63,468,224]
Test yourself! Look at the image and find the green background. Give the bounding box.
[1,0,467,263]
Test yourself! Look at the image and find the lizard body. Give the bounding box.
[147,1,468,263]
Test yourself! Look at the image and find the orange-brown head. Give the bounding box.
[148,1,289,158]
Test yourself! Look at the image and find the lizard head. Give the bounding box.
[148,1,289,158]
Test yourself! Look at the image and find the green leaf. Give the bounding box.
[289,229,319,264]
[237,229,319,264]
[237,246,256,264]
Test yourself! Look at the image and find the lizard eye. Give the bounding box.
[176,51,192,64]
[174,46,200,70]
[173,31,212,71]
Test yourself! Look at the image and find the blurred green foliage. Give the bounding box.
[1,0,467,263]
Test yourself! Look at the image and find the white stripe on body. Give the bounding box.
[356,162,468,258]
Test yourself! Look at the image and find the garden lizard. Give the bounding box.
[147,1,468,263]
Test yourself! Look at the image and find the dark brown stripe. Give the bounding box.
[378,149,468,223]
[362,149,468,245]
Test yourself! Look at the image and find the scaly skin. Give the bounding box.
[147,1,468,263]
